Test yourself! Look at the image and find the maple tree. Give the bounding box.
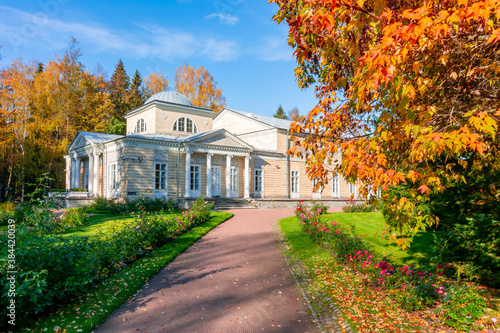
[174,62,226,111]
[272,0,500,239]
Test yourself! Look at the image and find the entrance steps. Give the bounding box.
[211,198,257,210]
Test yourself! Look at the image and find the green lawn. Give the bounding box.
[279,216,332,270]
[59,212,180,240]
[319,211,436,265]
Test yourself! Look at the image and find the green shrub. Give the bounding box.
[396,282,438,311]
[0,203,14,226]
[85,197,126,214]
[0,202,213,325]
[438,284,486,331]
[310,200,329,215]
[434,214,500,287]
[85,196,177,214]
[57,207,89,228]
[125,195,177,213]
[342,200,376,213]
[0,202,14,214]
[189,197,213,224]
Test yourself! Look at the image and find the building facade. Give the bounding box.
[65,91,359,204]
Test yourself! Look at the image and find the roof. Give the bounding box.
[145,91,193,106]
[67,131,124,152]
[78,132,124,143]
[220,108,292,130]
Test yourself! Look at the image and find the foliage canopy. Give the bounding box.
[272,0,500,240]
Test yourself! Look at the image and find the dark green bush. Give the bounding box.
[434,214,500,287]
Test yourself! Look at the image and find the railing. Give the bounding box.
[68,191,89,198]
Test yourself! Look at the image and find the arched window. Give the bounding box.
[134,118,146,133]
[173,117,198,133]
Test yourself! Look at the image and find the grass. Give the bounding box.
[59,212,180,240]
[320,212,436,265]
[279,215,441,332]
[279,216,331,270]
[20,211,233,333]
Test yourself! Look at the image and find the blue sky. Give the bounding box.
[0,0,318,117]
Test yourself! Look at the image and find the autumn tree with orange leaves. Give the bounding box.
[272,0,500,241]
[174,63,226,111]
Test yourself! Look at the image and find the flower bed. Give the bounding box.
[294,204,499,331]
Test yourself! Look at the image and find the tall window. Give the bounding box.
[291,170,300,193]
[173,117,198,133]
[134,118,146,133]
[231,167,238,192]
[254,169,262,192]
[190,165,200,191]
[107,163,118,190]
[349,182,357,196]
[155,163,167,190]
[332,175,339,198]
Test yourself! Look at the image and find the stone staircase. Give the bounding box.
[211,198,257,210]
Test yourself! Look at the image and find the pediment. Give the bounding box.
[68,132,124,152]
[68,134,90,151]
[189,130,253,149]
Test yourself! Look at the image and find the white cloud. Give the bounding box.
[252,36,294,62]
[0,6,240,62]
[205,13,240,25]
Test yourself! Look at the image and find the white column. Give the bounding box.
[70,156,76,189]
[226,155,232,198]
[75,157,81,189]
[93,149,99,196]
[88,154,94,195]
[184,151,191,197]
[206,153,212,198]
[244,156,250,198]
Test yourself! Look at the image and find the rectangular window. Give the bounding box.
[155,163,167,190]
[349,182,357,196]
[254,169,262,192]
[231,167,238,192]
[332,175,339,198]
[291,170,299,193]
[107,163,118,190]
[190,165,200,191]
[178,118,185,132]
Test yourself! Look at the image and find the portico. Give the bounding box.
[181,131,253,199]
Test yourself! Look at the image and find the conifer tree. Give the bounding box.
[128,69,144,110]
[273,104,287,119]
[109,59,130,119]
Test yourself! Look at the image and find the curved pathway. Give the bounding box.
[95,209,320,333]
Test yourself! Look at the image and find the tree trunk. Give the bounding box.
[6,166,13,200]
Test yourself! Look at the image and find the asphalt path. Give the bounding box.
[95,208,320,333]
